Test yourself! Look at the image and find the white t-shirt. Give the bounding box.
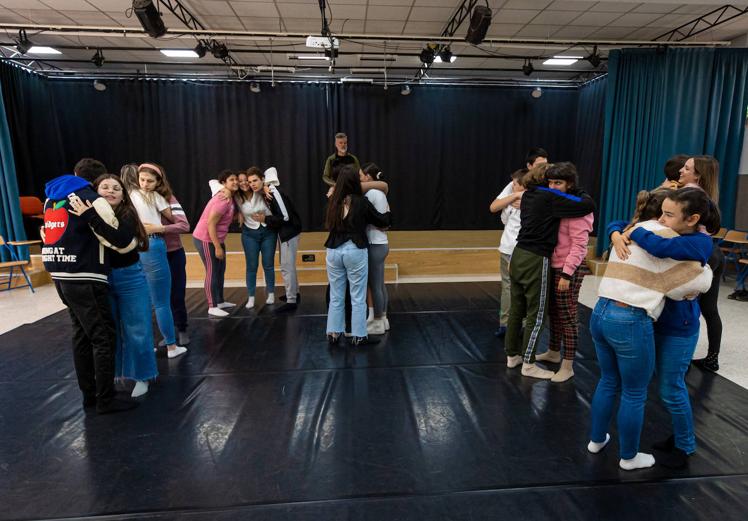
[241,192,272,230]
[130,189,169,226]
[365,189,389,245]
[497,181,521,255]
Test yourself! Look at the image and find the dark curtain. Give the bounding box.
[0,72,25,261]
[574,76,606,232]
[1,64,589,231]
[598,48,748,255]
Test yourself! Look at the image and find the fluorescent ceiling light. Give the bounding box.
[341,77,374,84]
[434,55,457,63]
[28,46,61,55]
[160,49,200,58]
[543,56,582,66]
[288,54,329,60]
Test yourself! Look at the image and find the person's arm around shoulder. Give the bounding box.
[363,197,391,229]
[490,182,519,214]
[548,188,596,218]
[628,227,711,265]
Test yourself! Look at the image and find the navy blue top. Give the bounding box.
[608,220,713,337]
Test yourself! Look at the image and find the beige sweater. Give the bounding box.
[598,221,713,320]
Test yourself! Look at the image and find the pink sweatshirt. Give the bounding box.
[162,195,190,252]
[193,195,235,243]
[551,213,594,276]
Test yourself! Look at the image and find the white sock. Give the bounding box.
[587,433,611,454]
[245,296,255,309]
[367,307,374,322]
[266,293,275,305]
[620,452,655,471]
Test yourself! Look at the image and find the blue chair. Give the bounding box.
[0,235,41,293]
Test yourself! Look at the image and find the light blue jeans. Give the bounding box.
[109,262,158,381]
[139,236,176,346]
[326,241,368,337]
[589,298,656,460]
[655,331,699,454]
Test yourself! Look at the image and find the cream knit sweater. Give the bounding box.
[598,221,713,320]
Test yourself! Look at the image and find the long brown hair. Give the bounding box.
[325,164,362,230]
[691,155,719,203]
[94,174,149,252]
[138,162,174,200]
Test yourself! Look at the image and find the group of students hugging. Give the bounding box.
[40,132,393,414]
[494,148,723,471]
[42,158,192,413]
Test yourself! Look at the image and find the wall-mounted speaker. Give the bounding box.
[465,6,492,46]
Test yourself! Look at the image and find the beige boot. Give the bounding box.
[521,363,554,379]
[536,350,562,363]
[551,359,575,383]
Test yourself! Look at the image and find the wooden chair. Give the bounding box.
[719,230,748,281]
[0,235,42,293]
[712,227,728,241]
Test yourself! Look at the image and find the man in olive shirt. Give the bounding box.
[322,132,361,186]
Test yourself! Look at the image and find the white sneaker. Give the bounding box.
[208,307,229,317]
[245,296,255,309]
[217,301,236,309]
[383,316,390,331]
[367,319,386,335]
[131,380,149,398]
[167,346,187,359]
[266,293,275,305]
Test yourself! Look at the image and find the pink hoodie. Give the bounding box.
[551,213,594,276]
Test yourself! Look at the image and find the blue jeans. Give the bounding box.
[139,236,176,346]
[655,332,699,454]
[589,298,655,460]
[241,226,277,297]
[109,262,158,381]
[326,241,368,337]
[736,263,748,290]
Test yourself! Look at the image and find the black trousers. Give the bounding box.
[54,280,116,404]
[700,243,724,355]
[167,248,188,332]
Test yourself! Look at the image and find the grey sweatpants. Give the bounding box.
[279,235,300,303]
[368,243,389,317]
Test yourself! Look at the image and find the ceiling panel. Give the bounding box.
[531,10,584,25]
[232,1,278,17]
[495,9,541,25]
[408,6,458,23]
[189,1,237,17]
[367,5,412,21]
[40,0,98,10]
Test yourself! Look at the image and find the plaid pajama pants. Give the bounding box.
[548,268,584,360]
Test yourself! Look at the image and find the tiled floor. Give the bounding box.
[2,277,746,388]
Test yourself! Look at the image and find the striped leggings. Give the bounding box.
[193,238,226,308]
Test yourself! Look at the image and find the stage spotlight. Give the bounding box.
[531,87,542,99]
[93,80,107,92]
[194,41,207,58]
[211,42,229,59]
[436,48,454,64]
[250,82,261,93]
[465,5,492,45]
[132,0,167,38]
[586,46,602,68]
[401,84,411,96]
[419,46,435,64]
[522,59,534,76]
[15,29,32,55]
[91,49,105,68]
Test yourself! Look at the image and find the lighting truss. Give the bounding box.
[654,4,748,41]
[156,0,241,73]
[414,0,479,81]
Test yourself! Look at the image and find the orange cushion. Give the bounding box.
[19,196,43,216]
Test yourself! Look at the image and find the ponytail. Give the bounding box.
[628,188,673,229]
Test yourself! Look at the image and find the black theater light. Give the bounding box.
[586,45,602,68]
[419,45,436,64]
[132,0,167,38]
[15,29,32,55]
[522,59,534,76]
[194,41,207,58]
[211,42,229,60]
[91,49,105,67]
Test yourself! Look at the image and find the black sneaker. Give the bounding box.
[83,394,97,408]
[274,302,298,314]
[96,398,139,415]
[327,333,340,345]
[280,293,301,303]
[652,435,675,452]
[658,447,690,469]
[351,336,379,346]
[692,356,719,372]
[736,291,748,302]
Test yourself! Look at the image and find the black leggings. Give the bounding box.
[700,244,724,356]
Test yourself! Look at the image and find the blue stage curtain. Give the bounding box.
[574,76,607,231]
[0,79,25,261]
[597,48,748,255]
